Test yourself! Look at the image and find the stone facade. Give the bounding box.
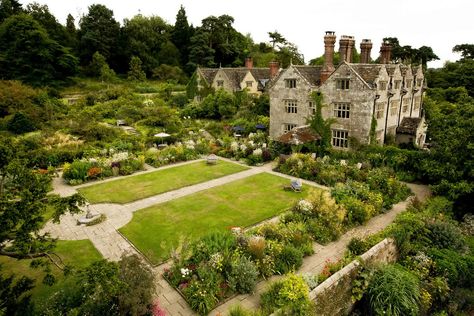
[269,32,426,148]
[310,238,398,316]
[193,58,278,98]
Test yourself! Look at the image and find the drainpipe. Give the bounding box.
[384,91,394,143]
[397,89,408,126]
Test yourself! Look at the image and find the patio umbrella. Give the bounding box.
[154,132,170,144]
[255,124,266,130]
[232,126,244,132]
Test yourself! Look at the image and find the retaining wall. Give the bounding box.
[310,238,398,316]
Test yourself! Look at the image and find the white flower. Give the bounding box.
[247,140,255,147]
[262,143,267,148]
[340,159,347,166]
[253,148,262,156]
[240,144,247,152]
[180,268,190,277]
[298,199,313,212]
[248,132,255,139]
[143,99,154,106]
[112,152,129,162]
[230,141,239,152]
[188,131,194,135]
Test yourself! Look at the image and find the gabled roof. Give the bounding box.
[347,64,384,88]
[397,117,422,135]
[293,65,323,86]
[385,64,397,76]
[400,64,412,77]
[198,67,273,90]
[197,68,219,85]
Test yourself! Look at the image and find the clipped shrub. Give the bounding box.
[367,264,420,316]
[227,256,259,294]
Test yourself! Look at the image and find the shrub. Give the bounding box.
[274,244,303,274]
[63,160,91,183]
[189,231,236,264]
[340,196,373,226]
[305,219,339,244]
[227,256,259,294]
[183,279,219,315]
[348,237,370,256]
[247,236,266,260]
[426,220,466,251]
[260,274,312,315]
[367,264,420,316]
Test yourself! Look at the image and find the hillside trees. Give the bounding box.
[171,5,193,71]
[78,4,120,68]
[0,0,22,23]
[0,14,78,86]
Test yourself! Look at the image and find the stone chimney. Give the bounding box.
[245,57,253,69]
[360,39,373,63]
[269,61,279,79]
[320,31,336,83]
[339,35,355,63]
[380,41,392,64]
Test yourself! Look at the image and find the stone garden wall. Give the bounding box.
[310,238,398,316]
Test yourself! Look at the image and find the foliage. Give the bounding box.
[274,244,303,274]
[367,264,420,316]
[0,266,34,316]
[228,255,259,294]
[7,112,36,134]
[84,214,107,226]
[307,92,334,155]
[0,14,78,86]
[128,56,147,81]
[347,237,370,256]
[260,273,312,315]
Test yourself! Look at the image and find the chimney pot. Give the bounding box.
[245,57,253,69]
[360,39,373,63]
[321,31,337,83]
[380,42,392,64]
[269,61,279,79]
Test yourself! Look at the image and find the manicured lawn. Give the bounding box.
[78,160,248,204]
[0,240,102,307]
[120,172,308,264]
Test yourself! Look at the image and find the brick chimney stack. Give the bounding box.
[339,35,355,63]
[360,39,373,63]
[245,57,253,69]
[380,41,392,64]
[269,61,279,79]
[320,31,336,83]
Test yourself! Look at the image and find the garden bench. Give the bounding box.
[206,154,218,165]
[283,179,302,192]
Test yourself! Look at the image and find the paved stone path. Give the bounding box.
[44,158,430,316]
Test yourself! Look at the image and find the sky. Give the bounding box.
[20,0,473,68]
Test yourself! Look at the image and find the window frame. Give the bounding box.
[333,102,351,119]
[284,99,298,114]
[336,79,350,90]
[332,129,349,148]
[283,123,297,132]
[285,79,297,89]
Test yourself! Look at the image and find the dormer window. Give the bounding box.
[217,80,224,87]
[285,79,297,88]
[394,80,401,89]
[405,80,412,89]
[336,79,350,90]
[379,81,387,90]
[246,81,253,88]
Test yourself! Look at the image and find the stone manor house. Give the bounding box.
[192,32,427,149]
[269,32,427,148]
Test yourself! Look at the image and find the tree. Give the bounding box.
[78,4,120,67]
[26,3,69,46]
[127,56,146,81]
[0,267,34,315]
[122,14,170,75]
[65,13,78,49]
[187,30,216,69]
[0,136,85,261]
[453,44,474,60]
[416,45,439,69]
[0,0,23,23]
[7,112,36,134]
[44,255,154,316]
[157,41,180,66]
[88,51,115,82]
[0,14,78,86]
[171,5,192,68]
[268,31,286,49]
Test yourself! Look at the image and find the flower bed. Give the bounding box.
[164,178,409,314]
[62,150,144,185]
[216,132,273,165]
[276,153,411,209]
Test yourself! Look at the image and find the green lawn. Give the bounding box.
[120,172,308,264]
[78,160,248,204]
[0,240,102,307]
